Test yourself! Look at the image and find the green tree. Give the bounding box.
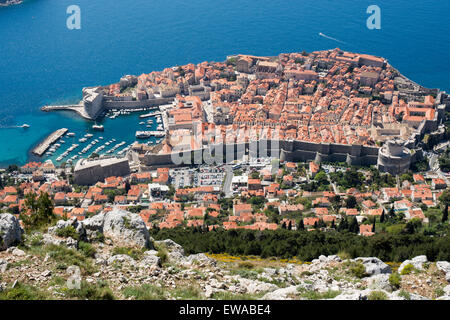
[345,196,357,209]
[442,205,448,223]
[21,192,56,230]
[349,217,359,234]
[298,219,305,230]
[380,210,385,223]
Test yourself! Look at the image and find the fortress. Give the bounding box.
[41,49,450,175]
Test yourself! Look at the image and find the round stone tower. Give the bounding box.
[377,138,412,175]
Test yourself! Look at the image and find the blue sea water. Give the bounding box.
[0,0,449,166]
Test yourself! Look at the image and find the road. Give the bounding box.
[223,165,234,198]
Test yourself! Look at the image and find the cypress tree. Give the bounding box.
[281,222,287,229]
[372,218,376,233]
[380,210,385,223]
[349,217,359,233]
[298,219,305,230]
[288,221,292,230]
[442,205,448,223]
[331,219,336,229]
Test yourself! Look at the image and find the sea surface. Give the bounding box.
[0,0,449,166]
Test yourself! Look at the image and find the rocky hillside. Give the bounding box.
[0,211,449,300]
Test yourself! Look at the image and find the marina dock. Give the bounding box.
[32,128,68,156]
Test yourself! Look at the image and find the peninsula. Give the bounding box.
[42,49,450,176]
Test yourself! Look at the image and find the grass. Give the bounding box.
[64,280,115,300]
[434,287,445,298]
[55,226,79,240]
[297,287,341,300]
[389,273,401,289]
[368,290,389,300]
[398,289,411,300]
[154,242,169,264]
[78,241,96,258]
[122,284,166,300]
[29,244,96,275]
[0,282,51,300]
[171,285,202,300]
[212,291,264,300]
[112,246,145,260]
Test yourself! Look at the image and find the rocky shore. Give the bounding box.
[0,211,449,300]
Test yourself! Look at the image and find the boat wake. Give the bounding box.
[319,32,346,44]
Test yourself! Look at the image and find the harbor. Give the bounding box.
[32,128,68,157]
[30,108,167,165]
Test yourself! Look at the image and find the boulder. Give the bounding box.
[238,278,278,294]
[155,239,184,255]
[42,233,77,249]
[184,253,216,267]
[48,218,87,243]
[355,257,391,275]
[107,254,137,267]
[138,250,161,268]
[81,208,151,248]
[398,255,428,274]
[436,261,450,273]
[365,274,393,292]
[0,213,23,250]
[154,239,185,262]
[262,285,298,300]
[0,258,7,273]
[81,214,105,241]
[444,285,450,296]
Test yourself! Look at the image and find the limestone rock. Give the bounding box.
[355,257,391,275]
[184,253,216,267]
[365,274,392,292]
[398,255,428,274]
[42,233,77,249]
[262,285,298,300]
[238,278,278,294]
[107,254,137,267]
[138,250,161,268]
[0,213,23,250]
[436,261,450,273]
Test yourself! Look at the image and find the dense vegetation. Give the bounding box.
[150,227,450,262]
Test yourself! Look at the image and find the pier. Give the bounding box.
[32,128,68,156]
[41,104,93,120]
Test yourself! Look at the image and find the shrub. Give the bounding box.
[238,261,254,269]
[398,289,411,300]
[350,262,368,278]
[434,287,445,298]
[78,241,96,258]
[154,243,169,264]
[368,290,388,300]
[55,226,79,240]
[112,247,144,260]
[400,263,415,275]
[337,251,351,260]
[389,273,401,289]
[0,282,50,300]
[65,280,115,300]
